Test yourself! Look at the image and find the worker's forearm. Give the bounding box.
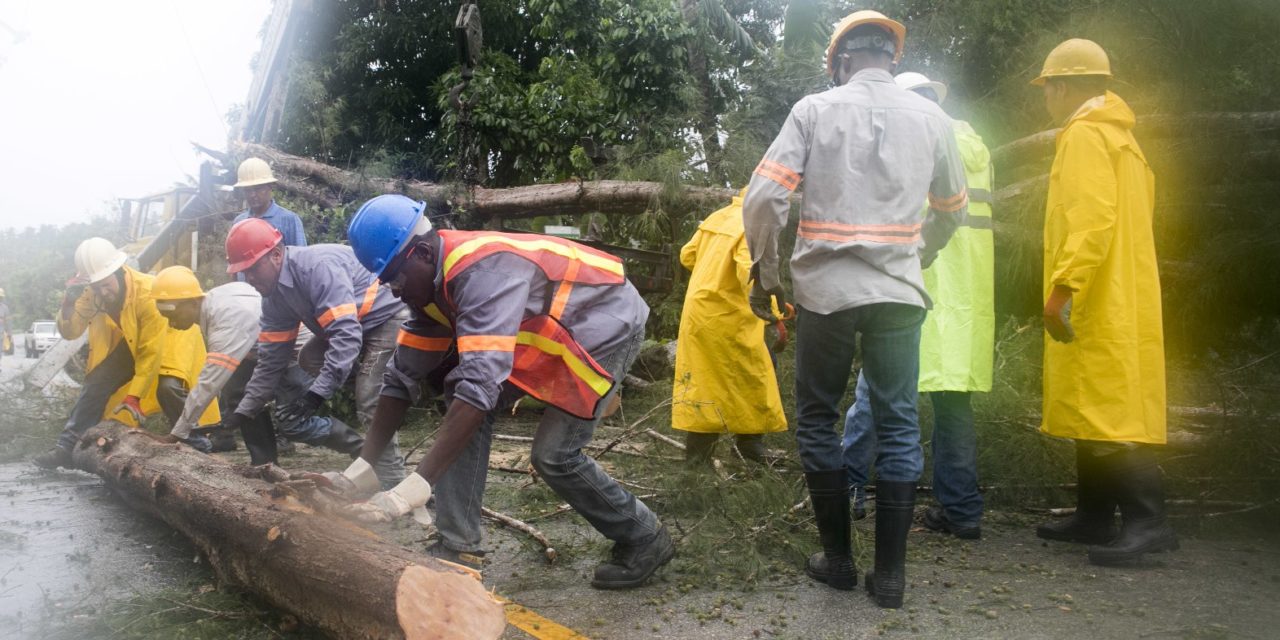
[416,399,487,485]
[360,395,410,465]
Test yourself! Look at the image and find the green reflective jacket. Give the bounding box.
[919,120,995,392]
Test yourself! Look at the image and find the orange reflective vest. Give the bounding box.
[437,231,626,420]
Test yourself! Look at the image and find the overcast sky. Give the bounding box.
[0,0,270,231]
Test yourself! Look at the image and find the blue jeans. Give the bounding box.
[843,384,983,526]
[57,344,134,451]
[794,303,924,481]
[434,327,659,553]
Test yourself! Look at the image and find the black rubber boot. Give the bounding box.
[240,417,279,466]
[865,480,915,608]
[324,418,366,457]
[734,434,768,463]
[1037,442,1118,544]
[1088,447,1179,566]
[804,469,856,590]
[684,432,718,467]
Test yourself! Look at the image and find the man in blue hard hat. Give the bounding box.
[328,194,672,590]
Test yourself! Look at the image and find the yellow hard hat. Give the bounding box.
[234,157,277,188]
[826,10,906,76]
[1031,38,1111,86]
[0,287,6,297]
[74,237,128,284]
[153,266,205,301]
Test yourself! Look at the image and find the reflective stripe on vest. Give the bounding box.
[439,230,623,419]
[507,315,615,420]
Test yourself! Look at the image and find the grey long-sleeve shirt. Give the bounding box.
[169,282,261,439]
[382,232,649,413]
[743,67,969,313]
[238,244,405,416]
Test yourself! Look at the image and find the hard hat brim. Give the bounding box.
[234,177,278,188]
[1029,69,1112,86]
[226,251,267,274]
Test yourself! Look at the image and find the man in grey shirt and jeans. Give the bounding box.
[743,10,968,609]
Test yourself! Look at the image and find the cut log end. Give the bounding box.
[395,564,505,640]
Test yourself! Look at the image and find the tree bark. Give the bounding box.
[70,421,505,640]
[236,141,738,220]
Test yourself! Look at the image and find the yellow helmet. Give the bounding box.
[234,157,277,188]
[1031,38,1111,86]
[826,10,906,76]
[152,266,205,301]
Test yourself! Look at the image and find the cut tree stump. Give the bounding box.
[70,421,505,640]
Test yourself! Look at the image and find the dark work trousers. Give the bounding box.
[56,344,134,451]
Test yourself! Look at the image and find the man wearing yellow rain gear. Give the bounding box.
[842,72,994,539]
[1031,39,1177,566]
[673,188,787,464]
[33,238,169,468]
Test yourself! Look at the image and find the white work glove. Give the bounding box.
[346,472,433,524]
[321,457,382,498]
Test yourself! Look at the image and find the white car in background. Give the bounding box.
[24,321,59,357]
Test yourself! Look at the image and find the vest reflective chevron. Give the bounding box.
[439,230,626,419]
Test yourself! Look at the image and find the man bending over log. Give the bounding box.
[221,218,408,488]
[148,265,396,471]
[332,194,674,590]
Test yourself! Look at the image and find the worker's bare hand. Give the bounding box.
[1043,286,1075,343]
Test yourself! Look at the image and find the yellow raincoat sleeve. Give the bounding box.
[1049,126,1119,293]
[56,289,98,340]
[679,229,703,271]
[125,288,167,399]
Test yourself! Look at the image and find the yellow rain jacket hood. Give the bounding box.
[1041,91,1165,443]
[672,190,787,435]
[919,120,995,392]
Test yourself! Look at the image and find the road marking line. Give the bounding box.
[497,596,591,640]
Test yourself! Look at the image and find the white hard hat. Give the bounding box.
[234,157,277,188]
[894,71,948,105]
[74,237,128,284]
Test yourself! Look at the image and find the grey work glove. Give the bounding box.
[749,279,787,323]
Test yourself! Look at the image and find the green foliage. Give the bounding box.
[0,217,122,329]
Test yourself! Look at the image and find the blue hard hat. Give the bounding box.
[347,194,431,278]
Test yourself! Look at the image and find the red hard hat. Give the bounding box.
[225,218,283,274]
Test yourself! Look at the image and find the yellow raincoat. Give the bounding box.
[919,120,995,393]
[672,190,787,434]
[1041,91,1165,444]
[57,267,219,428]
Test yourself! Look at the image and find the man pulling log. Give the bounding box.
[331,194,674,589]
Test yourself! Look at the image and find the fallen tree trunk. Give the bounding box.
[235,141,738,220]
[70,421,505,640]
